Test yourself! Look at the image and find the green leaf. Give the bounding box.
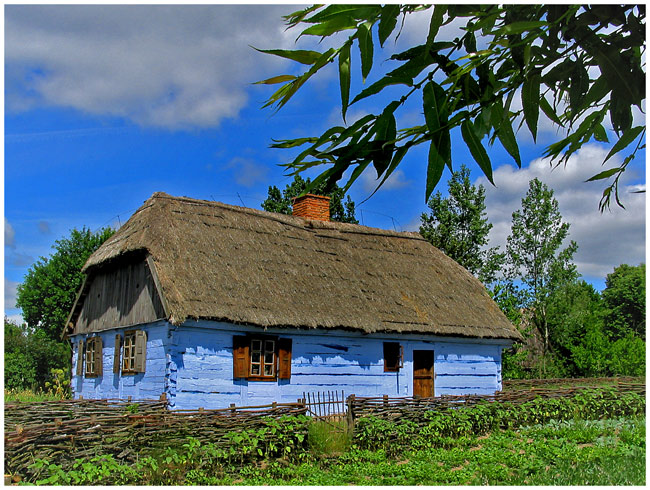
[496,21,547,35]
[378,4,400,47]
[350,75,412,105]
[357,22,374,81]
[252,48,324,65]
[461,119,493,184]
[253,75,297,85]
[301,16,358,37]
[539,96,563,126]
[593,124,608,143]
[491,102,521,167]
[305,5,379,24]
[522,72,541,143]
[426,143,446,202]
[270,137,318,149]
[422,81,451,167]
[339,43,351,120]
[585,167,623,182]
[425,5,446,54]
[604,126,644,163]
[372,110,396,175]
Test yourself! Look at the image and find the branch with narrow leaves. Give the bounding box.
[256,4,645,208]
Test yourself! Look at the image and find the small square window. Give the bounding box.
[384,342,403,372]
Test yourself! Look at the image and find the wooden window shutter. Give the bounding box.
[233,336,249,378]
[76,340,84,376]
[134,330,147,373]
[278,338,292,380]
[113,334,121,374]
[94,337,103,376]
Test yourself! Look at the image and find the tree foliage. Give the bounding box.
[4,318,69,390]
[258,5,645,208]
[506,178,578,359]
[261,174,358,223]
[601,263,645,340]
[419,164,502,283]
[16,227,115,341]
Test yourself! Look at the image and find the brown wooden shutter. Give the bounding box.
[278,338,292,380]
[76,340,84,376]
[233,336,249,378]
[134,330,147,373]
[94,337,103,376]
[113,334,121,374]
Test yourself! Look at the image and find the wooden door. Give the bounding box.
[413,350,434,398]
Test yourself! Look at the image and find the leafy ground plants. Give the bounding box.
[23,388,645,485]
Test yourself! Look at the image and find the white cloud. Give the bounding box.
[5,314,25,327]
[5,5,296,128]
[5,278,20,310]
[361,169,411,193]
[225,156,269,188]
[5,219,16,248]
[477,144,645,281]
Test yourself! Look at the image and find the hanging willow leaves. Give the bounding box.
[256,4,645,209]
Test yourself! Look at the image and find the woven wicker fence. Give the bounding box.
[347,377,645,421]
[4,398,307,480]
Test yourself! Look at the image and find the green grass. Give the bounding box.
[4,388,63,403]
[230,416,646,486]
[307,419,351,456]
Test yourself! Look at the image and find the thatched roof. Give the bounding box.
[81,192,521,341]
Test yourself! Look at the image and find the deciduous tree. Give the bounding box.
[16,227,114,341]
[258,5,645,208]
[506,178,578,362]
[419,164,502,283]
[601,263,646,340]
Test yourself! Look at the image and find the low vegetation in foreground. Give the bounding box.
[24,388,645,486]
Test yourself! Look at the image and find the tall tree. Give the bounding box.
[506,178,578,361]
[601,263,646,340]
[257,5,645,209]
[261,174,358,223]
[16,227,115,341]
[419,164,502,283]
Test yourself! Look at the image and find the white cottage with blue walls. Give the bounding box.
[64,192,522,410]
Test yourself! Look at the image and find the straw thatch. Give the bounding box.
[77,192,521,341]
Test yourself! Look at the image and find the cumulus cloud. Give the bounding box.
[226,156,269,188]
[5,218,16,248]
[361,169,411,193]
[477,144,645,280]
[5,278,20,309]
[5,5,296,128]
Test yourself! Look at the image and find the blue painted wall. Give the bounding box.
[70,321,168,401]
[71,319,510,409]
[168,320,510,410]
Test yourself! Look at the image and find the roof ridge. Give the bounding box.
[147,192,424,241]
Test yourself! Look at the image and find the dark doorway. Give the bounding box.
[413,350,434,398]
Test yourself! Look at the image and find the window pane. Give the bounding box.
[264,364,273,376]
[264,351,274,364]
[251,364,260,375]
[251,352,261,363]
[265,340,275,353]
[251,339,262,352]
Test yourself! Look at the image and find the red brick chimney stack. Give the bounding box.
[292,194,331,222]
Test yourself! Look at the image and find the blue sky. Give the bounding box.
[4,5,646,324]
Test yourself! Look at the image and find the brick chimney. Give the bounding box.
[292,194,330,221]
